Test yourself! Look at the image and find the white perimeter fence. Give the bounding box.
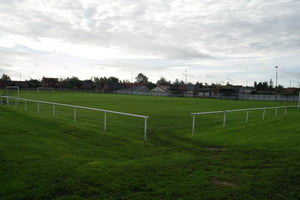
[191,105,299,135]
[116,90,300,102]
[0,96,149,144]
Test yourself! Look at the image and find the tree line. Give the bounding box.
[0,73,297,95]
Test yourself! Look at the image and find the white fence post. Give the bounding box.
[1,96,149,143]
[74,107,76,126]
[284,107,287,118]
[144,118,148,144]
[0,96,2,105]
[37,102,40,115]
[104,111,107,133]
[245,110,249,126]
[192,114,195,136]
[262,109,265,122]
[274,108,277,120]
[53,104,55,120]
[6,97,9,105]
[223,111,226,131]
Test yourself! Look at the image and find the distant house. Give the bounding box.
[178,84,197,92]
[151,85,170,93]
[42,77,58,88]
[178,84,198,96]
[120,86,149,93]
[286,87,300,95]
[10,81,28,88]
[124,83,145,88]
[233,85,244,94]
[0,80,7,87]
[198,88,212,97]
[81,80,95,89]
[219,85,244,96]
[0,80,28,88]
[244,86,255,94]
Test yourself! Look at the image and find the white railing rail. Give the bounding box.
[191,105,299,135]
[0,96,149,144]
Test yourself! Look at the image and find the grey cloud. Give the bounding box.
[0,0,300,86]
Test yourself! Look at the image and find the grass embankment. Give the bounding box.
[0,91,299,199]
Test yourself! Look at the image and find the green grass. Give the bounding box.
[0,91,299,199]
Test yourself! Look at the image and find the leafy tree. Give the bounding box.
[0,74,11,82]
[108,76,119,83]
[269,79,273,88]
[69,77,82,88]
[174,79,179,85]
[94,77,108,88]
[135,73,148,84]
[27,79,41,88]
[156,77,170,85]
[61,78,72,88]
[196,82,203,88]
[254,81,257,89]
[60,77,82,89]
[146,82,156,90]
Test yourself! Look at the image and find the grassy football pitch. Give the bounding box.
[0,91,299,199]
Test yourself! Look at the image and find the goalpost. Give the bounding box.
[5,86,19,98]
[37,87,54,92]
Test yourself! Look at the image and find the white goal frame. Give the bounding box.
[37,87,54,92]
[5,86,19,98]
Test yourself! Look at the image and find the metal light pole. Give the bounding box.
[185,70,187,84]
[275,66,278,101]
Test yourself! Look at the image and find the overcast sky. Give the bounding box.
[0,0,300,87]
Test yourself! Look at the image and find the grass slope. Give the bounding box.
[0,91,299,199]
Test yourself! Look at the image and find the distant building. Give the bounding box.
[178,84,197,93]
[42,77,59,88]
[198,88,212,97]
[81,80,95,89]
[244,86,255,94]
[124,83,145,88]
[0,80,28,88]
[286,87,300,95]
[118,86,149,93]
[151,85,170,93]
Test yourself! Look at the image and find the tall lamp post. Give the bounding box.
[275,66,278,101]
